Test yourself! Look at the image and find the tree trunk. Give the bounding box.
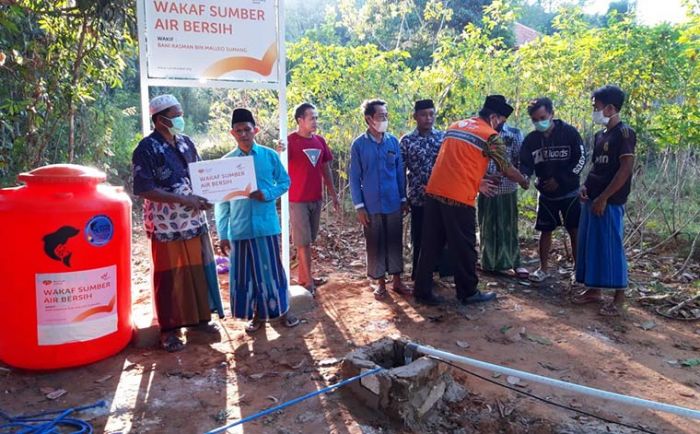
[68,15,89,163]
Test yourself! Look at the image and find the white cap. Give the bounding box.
[149,94,180,115]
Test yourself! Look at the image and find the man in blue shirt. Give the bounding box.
[215,108,299,333]
[349,99,410,299]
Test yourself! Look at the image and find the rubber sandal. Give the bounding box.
[245,319,262,334]
[514,267,530,279]
[195,321,221,334]
[284,315,300,328]
[529,268,551,283]
[391,283,413,296]
[571,291,603,305]
[373,286,388,300]
[161,333,185,353]
[599,302,622,317]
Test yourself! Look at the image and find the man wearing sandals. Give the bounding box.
[349,99,411,300]
[215,108,300,333]
[520,97,586,283]
[132,94,224,352]
[287,102,340,295]
[573,85,636,317]
[414,95,530,306]
[477,122,530,279]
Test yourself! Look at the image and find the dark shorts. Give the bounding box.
[535,194,580,232]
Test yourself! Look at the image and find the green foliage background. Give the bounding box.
[1,0,699,248]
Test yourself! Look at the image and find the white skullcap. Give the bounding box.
[149,94,180,115]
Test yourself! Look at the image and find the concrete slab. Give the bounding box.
[288,284,316,315]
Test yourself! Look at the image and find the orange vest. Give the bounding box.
[425,117,497,207]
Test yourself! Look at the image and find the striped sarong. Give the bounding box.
[229,235,289,320]
[151,232,224,331]
[576,202,628,289]
[477,191,521,272]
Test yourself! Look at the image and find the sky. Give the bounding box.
[583,0,688,25]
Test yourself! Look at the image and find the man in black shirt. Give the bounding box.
[520,97,585,283]
[573,85,636,317]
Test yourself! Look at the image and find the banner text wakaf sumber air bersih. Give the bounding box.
[152,1,266,35]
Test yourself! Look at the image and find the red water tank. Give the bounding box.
[0,164,132,370]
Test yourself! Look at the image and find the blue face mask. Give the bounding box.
[161,115,185,135]
[534,119,551,132]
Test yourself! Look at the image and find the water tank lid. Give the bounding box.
[18,164,106,184]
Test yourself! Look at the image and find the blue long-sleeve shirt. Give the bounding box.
[349,131,406,214]
[215,143,290,241]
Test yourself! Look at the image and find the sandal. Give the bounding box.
[391,282,413,296]
[245,319,262,334]
[284,314,300,328]
[195,321,221,334]
[373,286,388,300]
[599,302,622,317]
[514,267,530,279]
[529,268,551,283]
[571,290,603,305]
[161,333,185,353]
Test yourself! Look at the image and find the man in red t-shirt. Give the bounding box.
[287,103,339,294]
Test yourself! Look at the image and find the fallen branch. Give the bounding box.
[672,230,700,278]
[666,293,700,316]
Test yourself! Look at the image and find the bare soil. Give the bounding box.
[1,216,699,434]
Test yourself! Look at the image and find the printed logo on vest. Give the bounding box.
[303,148,322,167]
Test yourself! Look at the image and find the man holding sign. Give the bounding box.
[132,94,224,353]
[215,108,299,333]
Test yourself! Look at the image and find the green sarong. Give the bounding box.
[477,191,521,272]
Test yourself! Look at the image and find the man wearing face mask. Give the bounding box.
[573,85,636,317]
[132,94,224,352]
[349,99,410,300]
[519,97,586,283]
[414,95,529,306]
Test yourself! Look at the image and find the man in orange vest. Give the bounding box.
[414,95,530,306]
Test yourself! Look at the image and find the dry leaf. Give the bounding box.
[95,375,113,384]
[506,376,520,386]
[318,357,341,367]
[46,389,67,400]
[639,321,657,331]
[527,334,553,346]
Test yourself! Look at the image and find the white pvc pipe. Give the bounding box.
[407,343,700,421]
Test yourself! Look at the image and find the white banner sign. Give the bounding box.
[144,0,279,81]
[189,156,257,202]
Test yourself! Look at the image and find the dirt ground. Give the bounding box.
[1,215,699,434]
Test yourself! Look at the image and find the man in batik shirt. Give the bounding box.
[132,94,224,352]
[400,99,450,280]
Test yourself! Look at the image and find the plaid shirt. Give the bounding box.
[486,124,523,195]
[400,128,445,207]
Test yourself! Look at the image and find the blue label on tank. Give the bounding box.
[85,215,113,247]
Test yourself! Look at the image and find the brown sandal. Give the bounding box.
[373,286,388,300]
[599,302,622,317]
[572,291,603,305]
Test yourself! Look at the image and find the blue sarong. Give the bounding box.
[229,234,289,320]
[576,202,628,289]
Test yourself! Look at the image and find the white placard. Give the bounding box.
[189,156,257,202]
[144,0,279,81]
[35,265,118,346]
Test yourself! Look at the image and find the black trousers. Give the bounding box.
[410,205,453,280]
[414,197,478,301]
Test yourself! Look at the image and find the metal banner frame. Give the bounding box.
[136,0,290,281]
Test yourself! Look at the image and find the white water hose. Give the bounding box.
[406,342,700,421]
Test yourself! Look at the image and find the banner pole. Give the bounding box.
[277,0,290,284]
[136,0,150,137]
